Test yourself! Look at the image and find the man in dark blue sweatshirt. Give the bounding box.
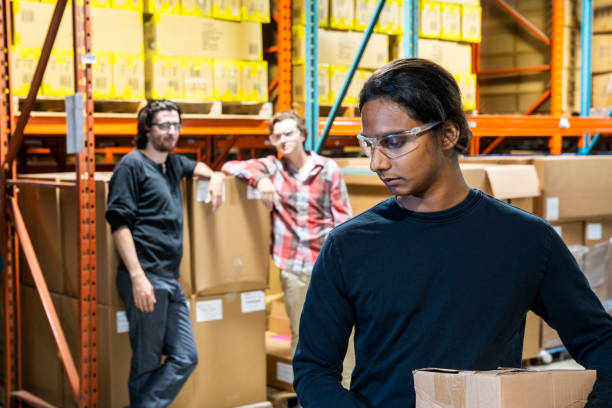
[292,58,612,407]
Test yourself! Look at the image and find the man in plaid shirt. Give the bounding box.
[222,110,354,384]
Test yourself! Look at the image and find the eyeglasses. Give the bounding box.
[356,122,441,159]
[152,122,183,131]
[270,128,300,144]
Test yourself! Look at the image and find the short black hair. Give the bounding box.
[135,100,182,149]
[359,58,471,154]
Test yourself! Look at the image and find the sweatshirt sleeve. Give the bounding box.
[105,161,140,232]
[221,156,277,187]
[293,234,373,408]
[532,227,612,407]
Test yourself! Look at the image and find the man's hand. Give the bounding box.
[206,171,225,213]
[132,273,156,313]
[257,177,280,211]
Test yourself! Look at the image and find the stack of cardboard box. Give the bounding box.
[592,0,612,109]
[18,173,271,407]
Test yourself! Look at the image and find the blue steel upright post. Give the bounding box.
[304,0,319,151]
[579,0,595,154]
[403,0,418,58]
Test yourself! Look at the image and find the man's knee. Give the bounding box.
[173,347,198,374]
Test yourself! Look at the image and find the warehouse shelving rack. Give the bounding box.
[1,0,98,405]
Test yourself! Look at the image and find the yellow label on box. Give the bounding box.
[213,59,241,101]
[180,0,212,16]
[212,0,241,20]
[441,3,461,40]
[461,4,481,43]
[241,0,270,22]
[10,46,40,97]
[419,1,441,38]
[240,60,268,102]
[112,53,145,99]
[183,57,214,100]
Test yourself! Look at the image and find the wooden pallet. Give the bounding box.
[292,103,360,118]
[178,100,273,118]
[267,387,299,408]
[13,96,147,114]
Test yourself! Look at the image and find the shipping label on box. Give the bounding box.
[111,0,143,11]
[329,0,354,29]
[92,52,114,99]
[42,49,74,97]
[375,0,402,34]
[183,57,214,100]
[440,3,461,40]
[292,63,331,103]
[10,46,40,97]
[461,4,481,42]
[112,53,145,99]
[212,0,241,20]
[145,53,185,100]
[241,0,270,22]
[292,0,329,26]
[240,60,268,102]
[419,1,441,38]
[213,59,241,102]
[180,0,212,16]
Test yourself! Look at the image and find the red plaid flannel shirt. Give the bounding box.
[222,152,352,274]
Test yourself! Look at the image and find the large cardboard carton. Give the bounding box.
[145,14,262,61]
[375,0,401,34]
[522,311,540,360]
[533,156,612,222]
[551,221,585,246]
[241,60,269,103]
[21,285,64,407]
[440,3,461,41]
[266,331,294,391]
[584,241,612,302]
[241,0,270,23]
[41,49,74,97]
[292,63,331,103]
[145,53,185,100]
[180,0,212,16]
[592,72,612,109]
[191,291,267,406]
[91,8,143,54]
[414,368,596,407]
[189,177,270,296]
[329,65,366,106]
[12,1,72,49]
[213,59,242,102]
[112,53,145,99]
[461,4,482,43]
[353,0,376,31]
[592,34,612,74]
[329,0,354,29]
[212,0,241,20]
[10,46,40,97]
[183,57,214,101]
[419,1,441,38]
[584,219,612,246]
[292,0,329,26]
[91,52,114,99]
[268,301,291,338]
[292,26,388,69]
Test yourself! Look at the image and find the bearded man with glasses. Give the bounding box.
[222,109,355,387]
[293,59,612,407]
[106,100,224,407]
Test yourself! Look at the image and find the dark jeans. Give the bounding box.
[117,270,198,408]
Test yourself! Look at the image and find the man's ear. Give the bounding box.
[440,121,460,152]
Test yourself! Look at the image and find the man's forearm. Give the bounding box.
[194,162,218,179]
[112,227,145,280]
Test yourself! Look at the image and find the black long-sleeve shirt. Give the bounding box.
[105,150,196,279]
[293,188,612,407]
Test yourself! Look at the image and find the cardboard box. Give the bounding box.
[419,1,441,38]
[41,49,74,97]
[21,285,64,407]
[414,368,596,407]
[584,241,612,301]
[292,63,331,103]
[180,0,212,16]
[12,1,72,49]
[292,0,329,26]
[461,4,481,43]
[241,0,270,22]
[551,221,585,246]
[91,8,144,54]
[10,46,40,97]
[268,301,291,338]
[594,7,612,33]
[592,34,612,74]
[112,0,143,11]
[188,177,271,296]
[417,38,444,65]
[416,39,471,74]
[329,65,362,105]
[329,0,354,29]
[212,0,241,20]
[456,73,477,110]
[145,53,185,100]
[292,26,388,69]
[191,291,267,406]
[440,3,461,41]
[183,57,214,101]
[541,319,563,349]
[92,52,114,99]
[592,72,612,109]
[585,219,612,245]
[112,53,145,99]
[240,60,268,102]
[266,331,294,391]
[213,59,241,102]
[533,156,612,221]
[145,15,263,61]
[353,0,376,31]
[375,0,401,34]
[522,311,540,360]
[144,0,181,14]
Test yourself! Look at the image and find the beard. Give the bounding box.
[151,137,176,152]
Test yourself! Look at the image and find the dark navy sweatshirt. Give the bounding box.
[293,189,612,407]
